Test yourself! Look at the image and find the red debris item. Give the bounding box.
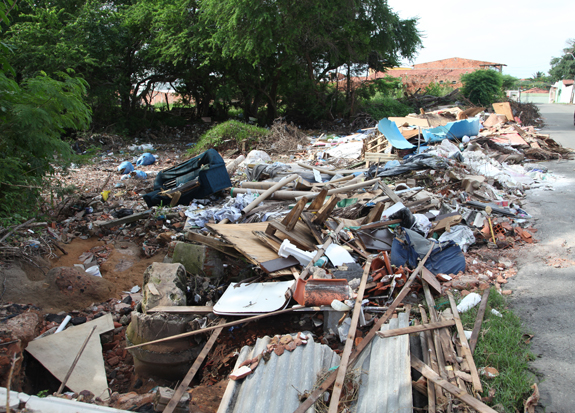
[515,227,533,243]
[293,278,350,306]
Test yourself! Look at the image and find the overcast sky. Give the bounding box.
[386,0,574,79]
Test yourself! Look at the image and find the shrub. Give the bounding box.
[188,120,270,156]
[461,70,504,106]
[361,94,414,120]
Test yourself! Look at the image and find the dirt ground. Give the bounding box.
[1,238,165,314]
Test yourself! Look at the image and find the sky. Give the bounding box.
[386,0,574,79]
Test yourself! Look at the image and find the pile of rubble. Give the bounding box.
[1,101,570,413]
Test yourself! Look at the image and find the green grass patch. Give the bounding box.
[188,120,270,156]
[459,288,535,412]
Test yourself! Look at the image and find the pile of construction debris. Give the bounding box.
[0,101,569,413]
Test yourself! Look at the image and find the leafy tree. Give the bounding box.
[501,74,518,91]
[197,0,422,121]
[549,39,575,82]
[460,70,504,106]
[0,1,91,221]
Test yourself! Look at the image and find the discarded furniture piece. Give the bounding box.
[143,148,231,207]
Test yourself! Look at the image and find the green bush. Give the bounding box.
[360,94,414,120]
[461,70,504,106]
[188,120,270,156]
[424,81,454,97]
[0,71,91,221]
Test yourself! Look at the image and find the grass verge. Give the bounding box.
[188,120,269,156]
[459,288,535,412]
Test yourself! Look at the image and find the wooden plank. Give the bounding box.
[185,232,243,258]
[208,222,279,265]
[362,202,384,224]
[163,320,225,413]
[431,214,462,233]
[306,188,328,212]
[423,284,457,365]
[364,153,399,163]
[420,306,444,407]
[376,320,454,339]
[469,288,490,354]
[266,220,317,251]
[252,230,281,253]
[420,267,442,295]
[282,197,308,231]
[379,183,402,204]
[328,258,372,413]
[312,195,341,225]
[300,212,325,244]
[388,116,430,128]
[492,102,514,121]
[293,244,434,413]
[411,356,497,413]
[416,321,435,413]
[447,292,483,393]
[147,306,213,314]
[99,209,152,228]
[126,308,295,350]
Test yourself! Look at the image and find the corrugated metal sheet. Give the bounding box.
[354,311,413,413]
[217,333,340,413]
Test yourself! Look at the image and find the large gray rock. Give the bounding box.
[142,262,187,313]
[171,242,224,278]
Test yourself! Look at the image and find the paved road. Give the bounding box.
[510,103,575,413]
[536,103,575,148]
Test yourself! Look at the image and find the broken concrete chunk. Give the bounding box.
[141,262,187,313]
[171,242,224,278]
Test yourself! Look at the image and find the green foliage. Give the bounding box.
[36,389,50,398]
[461,70,504,106]
[549,39,575,82]
[501,74,519,91]
[188,120,270,156]
[424,81,454,97]
[460,289,535,412]
[360,94,414,120]
[0,71,91,220]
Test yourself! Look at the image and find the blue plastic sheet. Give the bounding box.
[377,118,415,149]
[136,153,156,166]
[390,228,466,275]
[118,161,134,174]
[422,118,480,143]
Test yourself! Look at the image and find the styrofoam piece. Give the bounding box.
[213,281,295,315]
[278,239,314,266]
[456,292,482,313]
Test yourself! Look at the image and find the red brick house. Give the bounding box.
[368,57,506,93]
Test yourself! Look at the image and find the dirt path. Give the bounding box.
[509,159,575,413]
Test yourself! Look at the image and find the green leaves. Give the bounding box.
[0,71,91,219]
[461,70,505,107]
[549,39,575,82]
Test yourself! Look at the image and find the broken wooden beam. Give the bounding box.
[447,292,483,393]
[411,356,497,413]
[469,288,490,354]
[328,258,372,413]
[162,320,225,413]
[375,320,455,339]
